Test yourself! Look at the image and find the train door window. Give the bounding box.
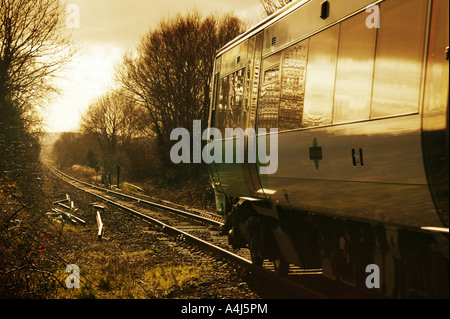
[215,74,228,133]
[302,24,339,128]
[244,37,256,130]
[249,33,264,130]
[370,0,428,118]
[209,71,220,130]
[278,39,309,131]
[333,12,376,124]
[215,68,246,134]
[258,52,282,129]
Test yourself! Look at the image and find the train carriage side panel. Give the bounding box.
[209,0,449,229]
[257,0,445,229]
[421,0,449,227]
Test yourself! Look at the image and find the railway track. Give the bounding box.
[46,163,381,299]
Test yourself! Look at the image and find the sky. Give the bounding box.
[44,0,263,132]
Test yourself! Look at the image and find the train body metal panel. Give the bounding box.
[421,0,449,227]
[211,117,442,226]
[261,0,377,57]
[266,114,441,228]
[212,138,250,197]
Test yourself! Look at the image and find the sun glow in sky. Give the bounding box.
[44,0,262,132]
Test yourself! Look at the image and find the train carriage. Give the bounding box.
[207,0,448,298]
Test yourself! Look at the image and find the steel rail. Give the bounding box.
[47,164,328,298]
[46,163,224,228]
[47,165,250,265]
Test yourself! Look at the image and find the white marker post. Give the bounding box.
[92,204,105,239]
[96,211,103,239]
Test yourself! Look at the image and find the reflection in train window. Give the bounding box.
[215,68,246,134]
[371,0,427,118]
[302,24,339,128]
[258,52,282,129]
[249,32,264,130]
[264,65,280,83]
[254,0,428,131]
[279,39,309,131]
[333,12,376,123]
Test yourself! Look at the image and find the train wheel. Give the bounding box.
[250,251,264,267]
[248,231,264,267]
[273,257,289,277]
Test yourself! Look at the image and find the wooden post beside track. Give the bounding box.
[92,204,105,239]
[96,211,103,239]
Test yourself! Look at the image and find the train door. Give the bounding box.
[208,67,226,213]
[241,32,266,199]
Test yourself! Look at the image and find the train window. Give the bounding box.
[244,37,255,129]
[211,58,221,112]
[302,24,339,128]
[370,0,428,118]
[262,53,282,83]
[210,71,220,130]
[249,33,264,130]
[258,52,282,129]
[278,39,309,131]
[264,65,280,83]
[333,12,376,124]
[215,68,246,134]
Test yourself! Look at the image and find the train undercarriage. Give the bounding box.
[223,198,449,298]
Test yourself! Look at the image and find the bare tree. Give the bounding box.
[51,131,98,168]
[0,0,74,129]
[1,0,74,181]
[0,0,75,298]
[116,11,245,162]
[80,90,142,172]
[1,0,74,177]
[259,0,292,16]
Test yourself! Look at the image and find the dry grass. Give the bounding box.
[143,264,213,295]
[54,245,214,299]
[68,165,98,184]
